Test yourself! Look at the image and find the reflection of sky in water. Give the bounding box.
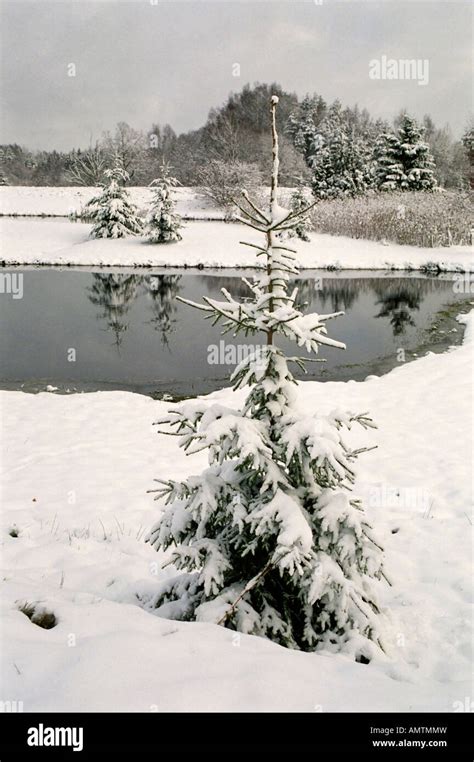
[0,268,466,395]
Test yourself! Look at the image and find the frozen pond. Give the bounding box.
[0,267,469,397]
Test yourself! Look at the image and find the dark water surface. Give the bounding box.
[0,267,469,397]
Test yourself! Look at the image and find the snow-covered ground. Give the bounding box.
[0,186,225,220]
[1,217,473,271]
[0,313,472,712]
[1,186,473,271]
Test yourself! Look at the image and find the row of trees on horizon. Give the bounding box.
[0,83,472,194]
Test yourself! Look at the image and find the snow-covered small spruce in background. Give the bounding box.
[147,96,389,660]
[144,163,183,244]
[287,184,313,242]
[84,164,143,239]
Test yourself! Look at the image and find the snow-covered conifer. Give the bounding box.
[85,164,143,239]
[287,94,327,166]
[309,103,374,199]
[144,164,182,243]
[375,115,437,191]
[287,185,313,242]
[374,131,405,191]
[398,115,437,190]
[147,96,388,659]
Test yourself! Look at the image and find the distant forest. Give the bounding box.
[0,82,472,189]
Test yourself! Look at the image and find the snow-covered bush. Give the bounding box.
[197,159,263,214]
[144,164,183,243]
[147,97,388,660]
[84,165,143,238]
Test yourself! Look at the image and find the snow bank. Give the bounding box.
[0,313,472,712]
[1,217,473,271]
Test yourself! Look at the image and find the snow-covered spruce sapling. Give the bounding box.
[85,165,143,239]
[147,96,388,659]
[287,185,313,242]
[144,164,183,243]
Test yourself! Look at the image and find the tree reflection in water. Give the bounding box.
[373,279,432,335]
[88,272,183,351]
[317,278,361,312]
[87,272,443,354]
[88,273,140,349]
[144,274,182,346]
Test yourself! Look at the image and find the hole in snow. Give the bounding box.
[391,527,400,534]
[17,602,58,630]
[355,653,371,665]
[8,525,20,538]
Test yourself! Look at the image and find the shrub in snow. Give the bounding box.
[147,97,388,659]
[18,601,57,630]
[84,165,143,239]
[375,115,437,192]
[144,164,183,243]
[197,159,263,215]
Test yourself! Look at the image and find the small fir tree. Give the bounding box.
[85,164,143,239]
[287,185,313,242]
[145,164,183,243]
[147,97,388,659]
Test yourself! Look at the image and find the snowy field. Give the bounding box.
[0,313,472,713]
[0,186,226,220]
[1,217,473,271]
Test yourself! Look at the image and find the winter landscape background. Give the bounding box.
[0,0,472,716]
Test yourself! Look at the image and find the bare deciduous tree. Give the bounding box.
[67,144,108,186]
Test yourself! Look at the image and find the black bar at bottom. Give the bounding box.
[0,712,472,757]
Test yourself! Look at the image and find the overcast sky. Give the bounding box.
[0,0,471,150]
